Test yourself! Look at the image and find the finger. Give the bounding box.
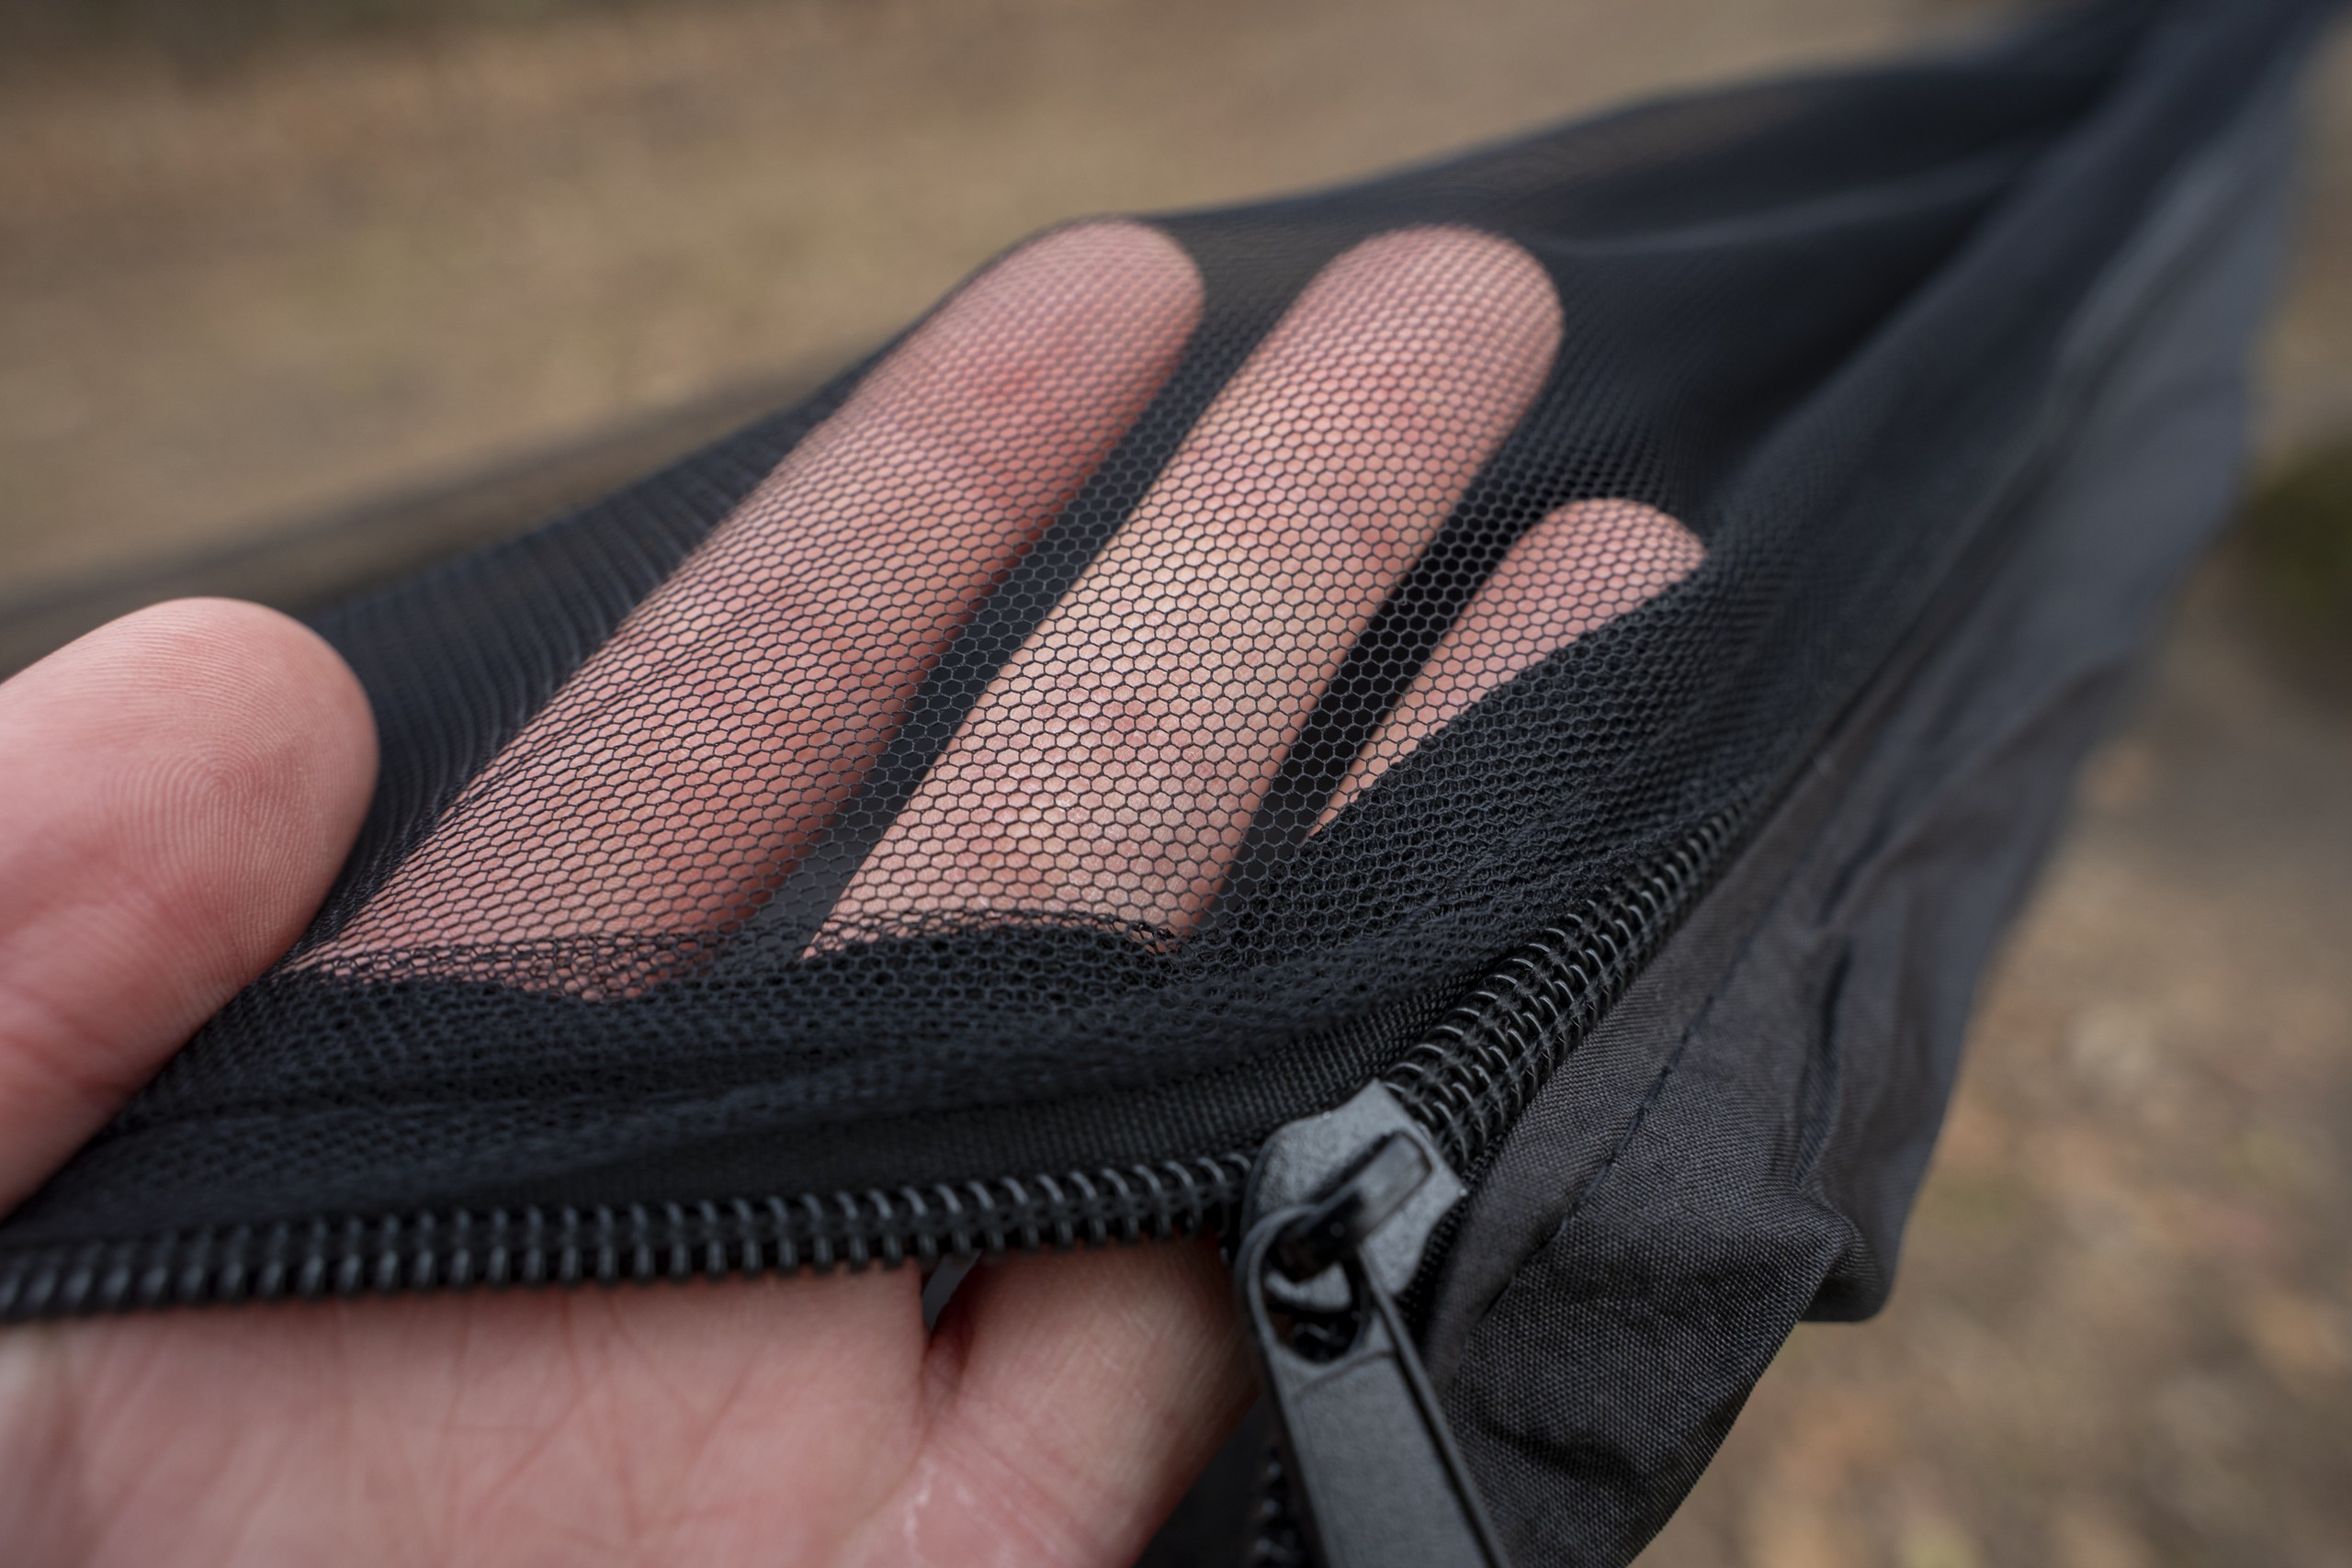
[1320,498,1704,823]
[318,220,1204,991]
[0,599,377,1209]
[853,1237,1252,1567]
[830,227,1563,938]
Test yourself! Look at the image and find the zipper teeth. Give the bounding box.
[1235,810,1740,1567]
[0,1156,1250,1321]
[0,809,1736,1325]
[1232,819,1738,1568]
[1250,1442,1310,1567]
[1384,807,1741,1171]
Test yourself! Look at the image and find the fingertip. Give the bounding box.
[981,218,1205,329]
[884,217,1206,440]
[1330,223,1565,362]
[81,596,377,804]
[27,597,381,887]
[1323,499,1704,822]
[1515,497,1707,592]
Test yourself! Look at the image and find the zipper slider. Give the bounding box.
[1238,1086,1509,1568]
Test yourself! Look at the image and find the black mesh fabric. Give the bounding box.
[0,0,2328,1338]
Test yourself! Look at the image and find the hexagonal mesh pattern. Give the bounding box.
[0,0,2312,1249]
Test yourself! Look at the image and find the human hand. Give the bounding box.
[0,220,1699,1566]
[0,599,1254,1566]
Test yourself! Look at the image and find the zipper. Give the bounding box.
[1229,811,1738,1566]
[0,806,1735,1324]
[1382,810,1736,1174]
[1236,1088,1503,1568]
[0,785,1742,1566]
[0,1157,1252,1317]
[0,822,1735,1568]
[0,791,1744,1568]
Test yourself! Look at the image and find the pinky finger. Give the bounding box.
[1320,499,1703,824]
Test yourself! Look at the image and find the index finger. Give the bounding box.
[314,221,1204,993]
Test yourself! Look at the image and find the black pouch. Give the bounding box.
[0,3,2332,1565]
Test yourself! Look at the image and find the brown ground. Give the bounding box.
[0,4,2347,1563]
[0,0,2036,599]
[1643,560,2352,1568]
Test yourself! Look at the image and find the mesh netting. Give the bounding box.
[0,0,2323,1246]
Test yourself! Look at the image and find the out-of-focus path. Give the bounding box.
[0,0,2047,602]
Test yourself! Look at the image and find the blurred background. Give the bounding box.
[1,1,2346,1562]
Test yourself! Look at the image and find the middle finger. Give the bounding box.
[828,226,1564,939]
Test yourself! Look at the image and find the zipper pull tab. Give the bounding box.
[1238,1088,1509,1568]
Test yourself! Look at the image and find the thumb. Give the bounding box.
[0,598,377,1210]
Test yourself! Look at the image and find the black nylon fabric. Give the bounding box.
[0,0,2326,1444]
[1422,61,2303,1563]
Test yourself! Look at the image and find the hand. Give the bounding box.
[0,601,1252,1566]
[0,220,1700,1565]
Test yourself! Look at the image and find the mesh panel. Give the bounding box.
[0,0,2324,1249]
[315,220,1205,995]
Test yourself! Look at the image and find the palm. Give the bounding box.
[1,1243,1240,1566]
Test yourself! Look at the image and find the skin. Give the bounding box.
[1319,497,1705,823]
[315,220,1205,992]
[0,602,1252,1568]
[0,224,1702,1565]
[829,227,1564,937]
